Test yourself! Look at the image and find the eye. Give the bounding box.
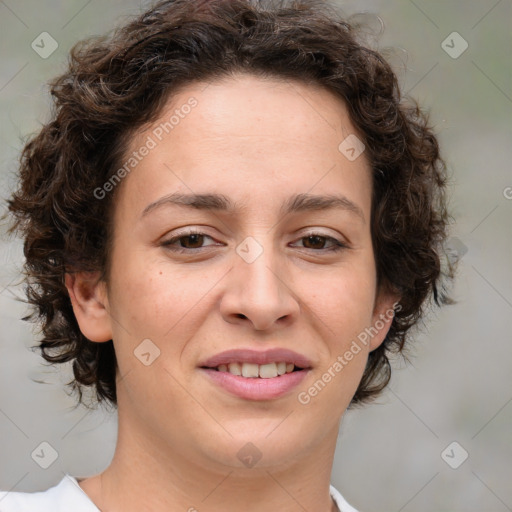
[160,230,348,254]
[291,232,348,252]
[160,230,221,253]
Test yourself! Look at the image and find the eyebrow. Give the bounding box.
[141,191,365,222]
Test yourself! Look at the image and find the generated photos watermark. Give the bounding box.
[297,301,402,405]
[94,97,198,200]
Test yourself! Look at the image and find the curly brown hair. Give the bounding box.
[5,0,455,407]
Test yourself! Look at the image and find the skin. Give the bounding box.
[66,73,398,512]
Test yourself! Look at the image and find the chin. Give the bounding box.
[198,420,324,470]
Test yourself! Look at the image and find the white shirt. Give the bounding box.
[0,474,359,511]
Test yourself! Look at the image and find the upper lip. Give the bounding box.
[200,349,312,369]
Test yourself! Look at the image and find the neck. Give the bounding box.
[80,395,341,511]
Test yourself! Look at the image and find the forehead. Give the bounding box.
[154,73,358,155]
[117,73,371,220]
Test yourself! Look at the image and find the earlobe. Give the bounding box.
[65,272,113,343]
[368,290,401,351]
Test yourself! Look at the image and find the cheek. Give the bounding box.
[299,269,375,411]
[107,246,221,351]
[106,256,197,396]
[300,259,377,340]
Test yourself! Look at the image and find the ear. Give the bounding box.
[65,271,113,343]
[368,286,401,352]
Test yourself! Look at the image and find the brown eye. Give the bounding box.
[161,231,219,252]
[302,235,328,250]
[177,234,205,249]
[292,233,347,252]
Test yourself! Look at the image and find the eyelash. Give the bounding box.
[160,229,348,254]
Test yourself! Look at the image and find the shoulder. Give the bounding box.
[0,475,99,512]
[330,484,360,512]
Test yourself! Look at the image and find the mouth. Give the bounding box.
[198,349,312,400]
[202,361,304,379]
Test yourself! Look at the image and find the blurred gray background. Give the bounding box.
[0,1,511,511]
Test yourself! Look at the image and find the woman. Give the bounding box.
[1,0,454,510]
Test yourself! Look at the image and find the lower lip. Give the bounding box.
[201,368,309,401]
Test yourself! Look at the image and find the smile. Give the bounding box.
[199,348,312,400]
[213,362,298,378]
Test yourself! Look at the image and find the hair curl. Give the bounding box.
[6,0,455,407]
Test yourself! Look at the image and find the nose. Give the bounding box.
[219,238,300,331]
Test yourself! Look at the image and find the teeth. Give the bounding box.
[241,363,259,378]
[259,363,278,379]
[276,362,286,376]
[228,362,242,376]
[216,362,296,378]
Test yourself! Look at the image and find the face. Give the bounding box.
[69,73,397,471]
